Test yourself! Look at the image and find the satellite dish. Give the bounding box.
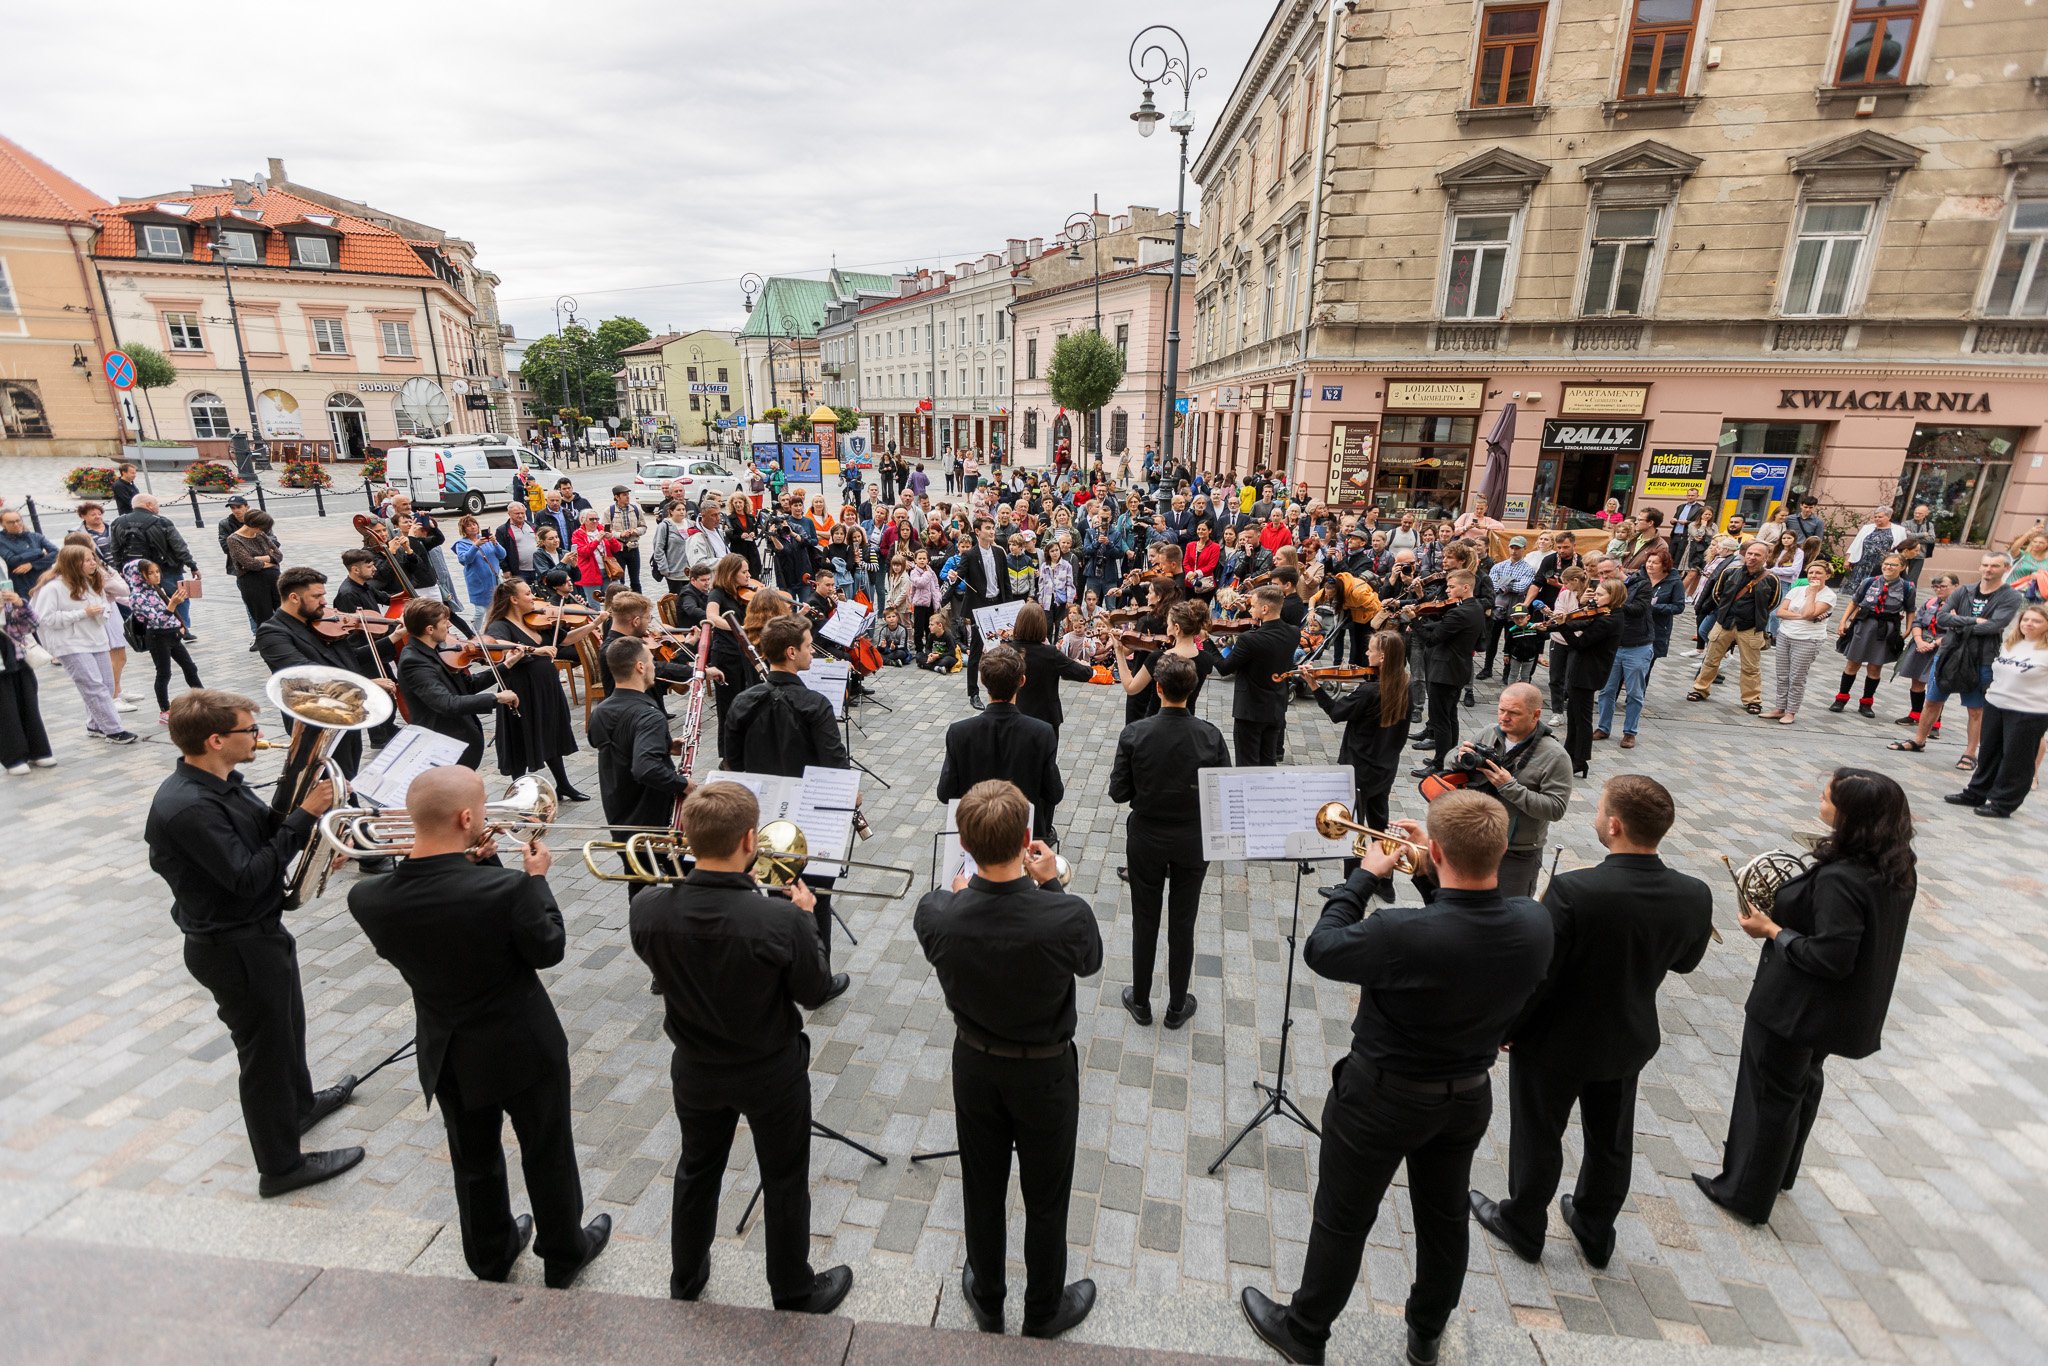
[397,378,452,436]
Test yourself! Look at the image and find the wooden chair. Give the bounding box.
[657,593,679,627]
[571,631,607,729]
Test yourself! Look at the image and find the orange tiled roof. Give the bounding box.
[0,135,110,224]
[92,185,436,279]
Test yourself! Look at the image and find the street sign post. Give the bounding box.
[103,351,135,389]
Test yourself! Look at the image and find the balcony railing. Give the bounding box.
[1770,322,1851,352]
[1570,322,1644,352]
[1972,323,2048,355]
[1432,323,1501,353]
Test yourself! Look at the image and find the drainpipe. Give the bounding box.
[1283,0,1349,492]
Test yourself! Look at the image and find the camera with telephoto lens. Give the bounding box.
[1450,741,1509,775]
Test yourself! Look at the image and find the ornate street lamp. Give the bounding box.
[1130,25,1202,470]
[1063,209,1107,469]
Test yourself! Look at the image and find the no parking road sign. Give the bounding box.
[103,350,135,389]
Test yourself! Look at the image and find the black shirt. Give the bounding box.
[723,671,848,777]
[333,578,389,616]
[1304,871,1552,1082]
[914,875,1103,1049]
[1109,707,1231,833]
[630,869,832,1070]
[144,762,317,934]
[706,587,749,670]
[588,687,691,833]
[1312,679,1407,787]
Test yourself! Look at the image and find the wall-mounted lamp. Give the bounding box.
[72,345,90,369]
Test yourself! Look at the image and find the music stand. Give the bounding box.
[1208,859,1324,1172]
[736,1121,887,1234]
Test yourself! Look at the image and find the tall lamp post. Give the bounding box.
[1063,207,1104,473]
[740,275,787,486]
[690,344,713,450]
[553,294,578,454]
[210,213,267,474]
[1129,26,1202,475]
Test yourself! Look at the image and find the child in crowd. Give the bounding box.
[1059,605,1094,663]
[1005,532,1037,602]
[919,607,959,672]
[877,609,912,666]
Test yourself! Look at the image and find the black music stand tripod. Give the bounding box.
[736,1121,887,1234]
[1209,859,1326,1173]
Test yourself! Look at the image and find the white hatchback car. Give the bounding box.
[631,457,747,511]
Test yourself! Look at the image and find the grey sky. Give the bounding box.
[12,0,1268,340]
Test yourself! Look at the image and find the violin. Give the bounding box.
[309,609,401,640]
[438,637,530,670]
[1102,605,1151,628]
[1206,618,1256,637]
[1523,604,1611,633]
[521,602,604,630]
[1400,599,1455,620]
[1280,663,1377,685]
[1115,630,1170,652]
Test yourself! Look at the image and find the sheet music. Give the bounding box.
[971,599,1025,640]
[1198,766,1355,861]
[347,725,470,810]
[819,599,870,648]
[702,772,765,800]
[939,797,1032,887]
[700,769,853,880]
[798,765,859,811]
[795,659,851,718]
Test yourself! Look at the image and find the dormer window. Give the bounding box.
[141,224,185,258]
[291,236,334,267]
[215,231,260,263]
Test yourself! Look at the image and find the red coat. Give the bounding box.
[1185,539,1222,589]
[571,527,621,587]
[1259,522,1294,555]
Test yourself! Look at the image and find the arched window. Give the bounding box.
[188,391,231,439]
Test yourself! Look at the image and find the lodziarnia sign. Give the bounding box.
[1777,389,1992,414]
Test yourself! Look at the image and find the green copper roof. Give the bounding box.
[737,270,895,338]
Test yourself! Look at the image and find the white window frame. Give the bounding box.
[1777,198,1879,318]
[1262,257,1279,338]
[0,258,14,316]
[166,311,205,351]
[1438,208,1525,320]
[1575,203,1668,317]
[188,392,231,439]
[311,316,349,355]
[216,230,260,263]
[1981,195,2048,319]
[1283,243,1303,332]
[141,224,185,258]
[379,319,416,357]
[292,235,334,267]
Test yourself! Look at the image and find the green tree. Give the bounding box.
[126,341,178,440]
[592,317,652,372]
[1046,330,1125,425]
[520,322,637,422]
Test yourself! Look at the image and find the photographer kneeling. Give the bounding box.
[1444,682,1572,899]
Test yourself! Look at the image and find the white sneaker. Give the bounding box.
[114,699,139,713]
[30,757,57,768]
[119,693,142,704]
[4,764,27,776]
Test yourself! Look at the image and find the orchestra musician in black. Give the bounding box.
[949,518,1013,711]
[1008,603,1093,742]
[588,637,694,896]
[1409,569,1486,776]
[937,645,1064,845]
[1213,584,1300,767]
[396,597,518,771]
[254,566,401,780]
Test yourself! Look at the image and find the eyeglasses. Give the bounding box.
[219,725,263,737]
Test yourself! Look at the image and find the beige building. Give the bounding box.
[1189,0,2048,566]
[0,137,123,459]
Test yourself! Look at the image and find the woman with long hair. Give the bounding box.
[122,558,204,722]
[724,491,761,577]
[225,508,283,628]
[1697,767,1915,1225]
[1945,603,2048,817]
[1553,578,1626,778]
[481,578,586,799]
[1009,601,1094,738]
[1114,599,1215,726]
[1309,629,1410,837]
[704,553,758,755]
[30,544,136,743]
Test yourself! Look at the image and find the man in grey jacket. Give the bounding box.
[1453,683,1572,899]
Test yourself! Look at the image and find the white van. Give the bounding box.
[384,437,564,515]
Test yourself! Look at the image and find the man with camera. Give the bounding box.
[1445,682,1571,900]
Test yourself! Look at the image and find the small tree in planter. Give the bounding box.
[184,460,237,492]
[280,456,332,489]
[64,466,118,497]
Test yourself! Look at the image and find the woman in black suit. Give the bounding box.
[1008,602,1093,741]
[482,579,588,801]
[1695,767,1915,1225]
[1554,578,1626,778]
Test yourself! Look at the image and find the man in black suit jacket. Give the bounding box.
[348,766,611,1289]
[1213,585,1300,766]
[588,636,693,893]
[949,518,1012,709]
[937,646,1064,844]
[397,599,517,770]
[254,568,402,779]
[1408,571,1486,773]
[1469,775,1713,1267]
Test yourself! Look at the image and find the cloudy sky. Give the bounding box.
[13,0,1270,340]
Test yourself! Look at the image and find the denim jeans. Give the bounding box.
[1596,642,1656,736]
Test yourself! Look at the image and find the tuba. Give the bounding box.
[266,665,393,907]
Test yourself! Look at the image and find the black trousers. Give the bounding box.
[1334,620,1369,666]
[1233,718,1284,767]
[1126,830,1207,1012]
[615,545,642,593]
[237,569,280,632]
[436,1055,588,1280]
[1564,685,1596,773]
[1962,701,2048,815]
[182,926,314,1176]
[145,632,203,710]
[953,1041,1079,1325]
[1482,616,1512,671]
[1495,1058,1636,1251]
[0,665,51,766]
[966,619,988,699]
[1702,1015,1827,1223]
[671,1042,817,1303]
[1286,1056,1492,1346]
[1426,682,1463,768]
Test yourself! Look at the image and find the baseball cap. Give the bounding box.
[225,495,248,507]
[1508,535,1527,548]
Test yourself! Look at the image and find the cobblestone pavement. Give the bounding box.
[1,510,2043,1362]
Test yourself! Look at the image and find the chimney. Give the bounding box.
[956,262,974,277]
[981,252,1001,272]
[1028,237,1043,256]
[230,179,254,205]
[1006,238,1027,265]
[1112,214,1130,233]
[266,157,287,185]
[1139,237,1173,266]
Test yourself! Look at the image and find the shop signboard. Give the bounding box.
[1540,419,1648,454]
[1385,380,1484,411]
[1326,422,1377,505]
[1559,383,1649,417]
[1641,448,1713,499]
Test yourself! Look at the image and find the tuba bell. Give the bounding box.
[265,665,394,907]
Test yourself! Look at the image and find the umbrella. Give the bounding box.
[1479,401,1515,522]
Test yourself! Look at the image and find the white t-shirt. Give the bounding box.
[1987,639,2048,715]
[1776,583,1837,642]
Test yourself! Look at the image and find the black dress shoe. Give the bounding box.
[298,1074,359,1136]
[1410,763,1441,778]
[967,696,986,712]
[1691,1172,1766,1225]
[1462,688,1477,707]
[556,785,591,802]
[1239,1287,1321,1364]
[672,1259,709,1301]
[1407,1325,1442,1366]
[258,1146,364,1198]
[818,973,851,1004]
[480,1214,534,1282]
[961,1263,1002,1333]
[544,1213,612,1289]
[1317,884,1344,898]
[1411,734,1434,749]
[1974,805,2013,819]
[1121,985,1153,1027]
[1021,1278,1095,1340]
[1163,996,1198,1030]
[1943,792,1982,807]
[1559,1195,1613,1269]
[1468,1190,1542,1262]
[776,1264,853,1314]
[1475,667,1494,680]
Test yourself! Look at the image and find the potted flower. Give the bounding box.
[280,456,333,489]
[184,460,237,492]
[362,451,387,484]
[63,466,118,498]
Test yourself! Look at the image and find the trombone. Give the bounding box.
[581,818,916,904]
[1314,801,1431,876]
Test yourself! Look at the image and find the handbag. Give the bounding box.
[24,638,53,669]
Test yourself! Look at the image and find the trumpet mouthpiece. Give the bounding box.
[251,739,282,750]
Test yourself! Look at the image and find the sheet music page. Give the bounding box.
[348,725,471,809]
[941,796,1031,887]
[799,765,860,811]
[795,659,851,718]
[819,600,870,648]
[1198,766,1354,861]
[971,600,1025,639]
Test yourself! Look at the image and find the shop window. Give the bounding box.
[188,391,232,440]
[1471,4,1547,109]
[1580,206,1661,315]
[1892,426,2022,548]
[1713,421,1826,505]
[0,380,51,438]
[1986,199,2048,318]
[1376,413,1476,517]
[1835,0,1921,87]
[1621,0,1698,98]
[1781,202,1874,317]
[1443,212,1518,319]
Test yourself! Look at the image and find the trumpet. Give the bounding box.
[1313,801,1430,875]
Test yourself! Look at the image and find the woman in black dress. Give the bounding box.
[1553,577,1629,778]
[1114,600,1217,726]
[704,553,757,756]
[1307,628,1410,835]
[481,579,587,800]
[1697,767,1915,1225]
[1008,603,1094,740]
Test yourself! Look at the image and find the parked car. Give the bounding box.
[652,432,677,453]
[631,457,745,511]
[386,438,565,515]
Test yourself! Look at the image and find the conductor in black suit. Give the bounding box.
[1213,584,1300,766]
[1469,775,1714,1267]
[949,518,1012,710]
[348,766,611,1289]
[1408,569,1487,774]
[587,636,693,896]
[1697,767,1916,1225]
[937,645,1064,844]
[397,598,518,770]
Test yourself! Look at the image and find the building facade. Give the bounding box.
[735,271,890,428]
[93,174,492,463]
[617,331,681,436]
[1189,0,2048,568]
[661,329,742,447]
[0,136,123,459]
